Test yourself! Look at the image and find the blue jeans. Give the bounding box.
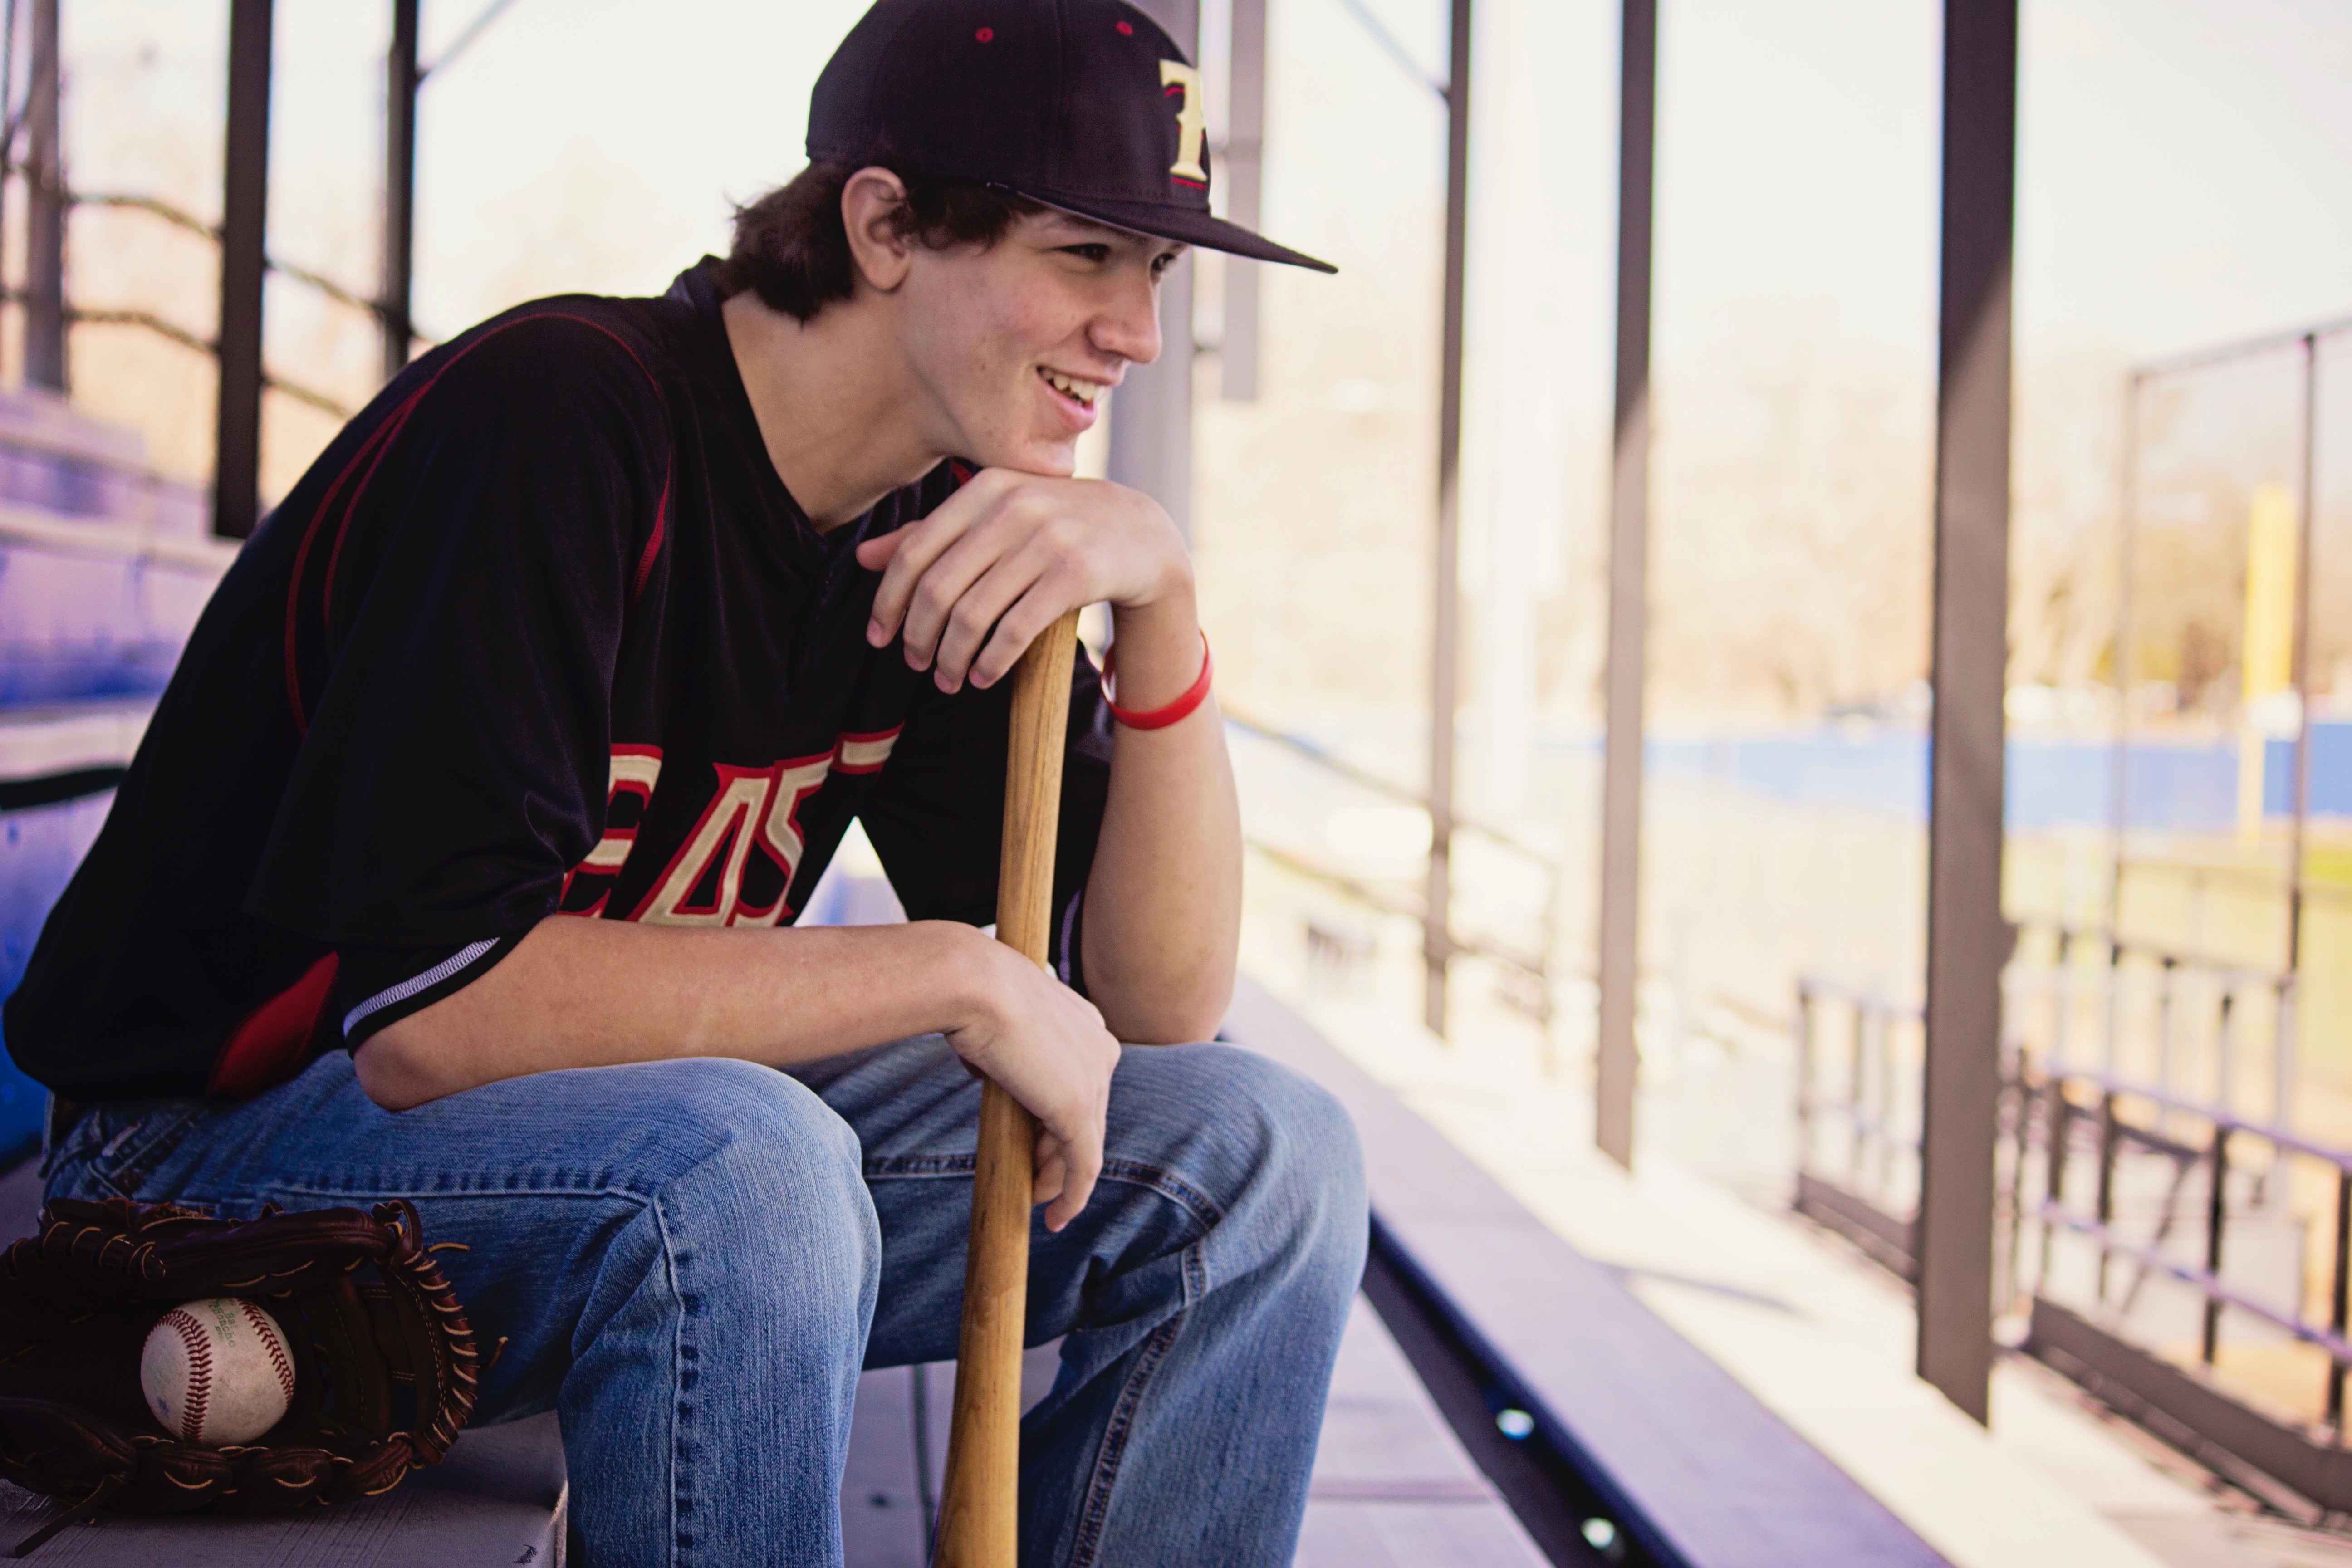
[40,1037,1367,1567]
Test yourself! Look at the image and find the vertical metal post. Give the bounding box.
[1108,0,1200,542]
[2274,972,2296,1129]
[1219,0,1265,402]
[382,0,419,382]
[2156,955,2177,1092]
[1595,0,1656,1165]
[2328,1168,2348,1430]
[1879,1008,1901,1199]
[1999,1062,2026,1313]
[21,0,63,392]
[2041,1088,2070,1284]
[2051,929,2072,1068]
[1421,0,1472,1038]
[1917,0,2019,1425]
[1107,250,1194,540]
[213,0,273,540]
[1849,1005,1869,1186]
[1794,985,1815,1182]
[910,1362,937,1548]
[2104,936,2123,1073]
[2200,1127,2228,1365]
[2108,376,2141,935]
[2095,1090,2118,1305]
[2279,333,2318,1129]
[0,0,21,337]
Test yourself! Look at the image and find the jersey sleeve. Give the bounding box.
[857,647,1115,990]
[242,314,669,1000]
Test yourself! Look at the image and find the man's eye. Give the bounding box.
[1062,244,1112,263]
[1151,253,1175,279]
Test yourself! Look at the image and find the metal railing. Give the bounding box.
[1222,707,1571,1024]
[1793,924,2352,1512]
[25,185,431,423]
[2017,919,2300,1127]
[1792,977,1930,1278]
[2015,1063,2352,1417]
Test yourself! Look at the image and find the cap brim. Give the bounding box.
[1019,188,1337,274]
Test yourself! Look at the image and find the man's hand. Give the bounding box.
[857,469,1188,694]
[945,937,1123,1231]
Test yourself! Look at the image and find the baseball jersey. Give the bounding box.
[5,260,1113,1103]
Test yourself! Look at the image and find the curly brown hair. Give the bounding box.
[711,162,1048,322]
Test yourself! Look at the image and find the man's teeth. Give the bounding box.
[1041,369,1104,407]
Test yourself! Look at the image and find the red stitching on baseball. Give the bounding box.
[167,1308,212,1444]
[239,1299,296,1405]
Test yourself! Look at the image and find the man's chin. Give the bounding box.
[969,437,1079,480]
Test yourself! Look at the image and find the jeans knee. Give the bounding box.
[1141,1046,1367,1284]
[1245,1055,1367,1264]
[611,1058,876,1281]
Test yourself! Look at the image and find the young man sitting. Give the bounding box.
[5,2,1364,1563]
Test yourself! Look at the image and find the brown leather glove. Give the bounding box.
[0,1196,486,1555]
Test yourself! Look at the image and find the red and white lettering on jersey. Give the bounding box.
[582,746,663,871]
[633,763,777,926]
[729,753,835,926]
[834,728,898,774]
[561,746,665,916]
[578,726,902,927]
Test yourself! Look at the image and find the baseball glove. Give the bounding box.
[0,1195,487,1556]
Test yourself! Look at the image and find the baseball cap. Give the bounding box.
[808,0,1336,273]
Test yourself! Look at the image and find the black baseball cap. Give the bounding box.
[809,0,1336,273]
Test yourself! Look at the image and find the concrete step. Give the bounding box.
[0,387,207,538]
[0,504,235,707]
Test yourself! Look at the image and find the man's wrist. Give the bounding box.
[920,920,1010,1042]
[1106,594,1205,713]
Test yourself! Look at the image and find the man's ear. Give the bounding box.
[842,167,916,295]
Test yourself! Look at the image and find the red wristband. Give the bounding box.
[1101,631,1213,730]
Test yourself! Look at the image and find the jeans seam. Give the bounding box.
[650,1191,692,1568]
[86,1107,213,1200]
[265,1178,687,1204]
[863,1155,1228,1231]
[1066,1237,1205,1568]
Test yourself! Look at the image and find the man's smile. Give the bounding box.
[1038,366,1108,413]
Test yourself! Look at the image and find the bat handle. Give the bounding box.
[936,608,1082,1568]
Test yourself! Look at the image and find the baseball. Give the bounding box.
[140,1297,296,1447]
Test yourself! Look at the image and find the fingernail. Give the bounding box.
[867,620,885,646]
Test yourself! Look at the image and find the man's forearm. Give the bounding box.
[1079,593,1243,1044]
[358,916,999,1110]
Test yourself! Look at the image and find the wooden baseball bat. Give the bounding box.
[936,606,1083,1568]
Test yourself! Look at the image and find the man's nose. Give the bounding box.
[1092,267,1164,368]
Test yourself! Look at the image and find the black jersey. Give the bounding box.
[5,261,1112,1102]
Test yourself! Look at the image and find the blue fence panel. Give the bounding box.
[2266,727,2352,818]
[1646,722,2349,831]
[1645,733,1928,818]
[2111,742,2238,833]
